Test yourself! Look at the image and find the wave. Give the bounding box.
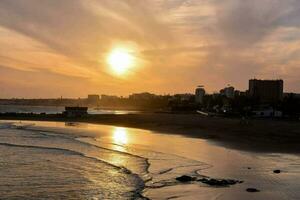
[0,142,129,172]
[6,124,152,175]
[12,125,209,184]
[0,121,213,199]
[0,142,84,156]
[0,141,148,199]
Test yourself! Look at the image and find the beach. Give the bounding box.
[0,120,299,200]
[1,113,300,153]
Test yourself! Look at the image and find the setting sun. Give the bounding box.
[107,48,134,75]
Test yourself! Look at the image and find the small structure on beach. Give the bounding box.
[63,106,88,117]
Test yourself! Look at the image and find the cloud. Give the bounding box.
[214,0,300,47]
[0,0,300,97]
[0,0,173,72]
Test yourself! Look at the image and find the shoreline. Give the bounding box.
[1,113,300,154]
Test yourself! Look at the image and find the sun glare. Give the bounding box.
[113,127,128,144]
[107,48,134,75]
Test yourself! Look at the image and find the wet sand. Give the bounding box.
[1,113,300,153]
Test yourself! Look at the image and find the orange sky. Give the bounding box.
[0,0,300,98]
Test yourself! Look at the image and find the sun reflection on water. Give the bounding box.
[113,127,128,145]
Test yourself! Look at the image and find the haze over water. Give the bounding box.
[0,120,298,200]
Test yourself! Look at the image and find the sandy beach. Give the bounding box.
[1,113,300,153]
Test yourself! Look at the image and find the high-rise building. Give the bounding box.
[249,79,283,103]
[195,86,205,104]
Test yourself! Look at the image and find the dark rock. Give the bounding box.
[273,170,281,174]
[246,188,260,192]
[247,167,251,169]
[197,178,241,186]
[176,175,195,182]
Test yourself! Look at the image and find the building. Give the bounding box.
[129,92,156,100]
[249,79,283,103]
[284,93,300,99]
[225,86,234,98]
[100,95,119,101]
[87,94,100,105]
[63,106,88,117]
[195,86,205,104]
[220,86,235,98]
[171,93,194,102]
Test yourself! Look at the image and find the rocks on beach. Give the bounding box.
[197,178,243,186]
[175,175,196,182]
[273,169,281,174]
[246,188,260,192]
[175,175,243,187]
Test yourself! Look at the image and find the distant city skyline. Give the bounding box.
[1,0,300,98]
[1,79,297,99]
[0,78,298,98]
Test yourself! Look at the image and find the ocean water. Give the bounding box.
[0,105,139,115]
[0,120,299,200]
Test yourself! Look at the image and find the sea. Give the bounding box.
[0,105,138,115]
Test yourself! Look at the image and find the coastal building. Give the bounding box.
[87,94,100,106]
[100,95,119,101]
[220,86,235,98]
[129,92,156,100]
[284,93,300,99]
[63,106,88,117]
[249,79,283,103]
[173,93,194,102]
[195,86,205,104]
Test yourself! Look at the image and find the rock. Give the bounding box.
[197,178,241,186]
[176,175,243,186]
[176,175,195,182]
[247,167,251,169]
[246,188,260,192]
[273,170,281,174]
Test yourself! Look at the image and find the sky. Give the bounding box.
[0,0,300,98]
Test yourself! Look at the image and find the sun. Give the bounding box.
[107,48,134,75]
